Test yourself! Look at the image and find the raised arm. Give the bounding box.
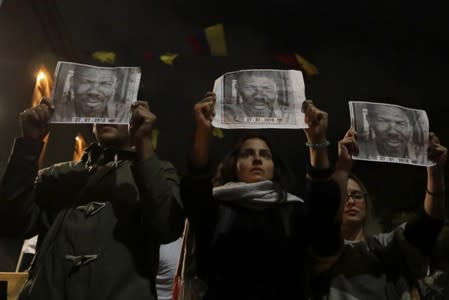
[403,132,446,255]
[129,101,184,244]
[303,100,330,171]
[424,132,446,219]
[0,98,54,238]
[191,92,216,168]
[302,101,337,257]
[305,122,358,272]
[181,92,218,227]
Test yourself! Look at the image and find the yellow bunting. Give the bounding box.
[151,129,160,150]
[73,133,87,161]
[212,127,224,138]
[204,24,228,56]
[295,53,319,77]
[160,53,179,65]
[92,51,116,64]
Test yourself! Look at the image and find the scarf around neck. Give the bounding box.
[212,180,303,209]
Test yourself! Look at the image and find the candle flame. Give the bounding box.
[32,66,53,107]
[37,71,46,82]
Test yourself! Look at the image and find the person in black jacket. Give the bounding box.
[179,92,344,300]
[0,98,184,300]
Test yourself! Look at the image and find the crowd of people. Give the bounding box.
[0,69,447,300]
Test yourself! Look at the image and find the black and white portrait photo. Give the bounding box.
[349,101,431,166]
[212,69,307,129]
[50,61,141,124]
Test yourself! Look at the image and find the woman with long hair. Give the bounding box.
[179,92,344,299]
[311,129,447,299]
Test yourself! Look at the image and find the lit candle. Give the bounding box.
[32,67,52,107]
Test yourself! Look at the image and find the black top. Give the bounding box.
[181,164,343,300]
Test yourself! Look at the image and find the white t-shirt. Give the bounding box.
[156,237,182,300]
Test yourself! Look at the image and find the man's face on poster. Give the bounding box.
[369,106,412,157]
[72,68,117,117]
[237,75,278,118]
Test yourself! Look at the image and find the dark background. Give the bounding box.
[0,0,448,269]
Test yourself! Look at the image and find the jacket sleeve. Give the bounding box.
[369,212,444,280]
[304,175,346,275]
[180,162,218,230]
[403,211,444,256]
[370,226,429,280]
[180,162,219,279]
[305,178,343,257]
[132,155,184,244]
[0,138,43,238]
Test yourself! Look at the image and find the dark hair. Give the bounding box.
[212,134,292,201]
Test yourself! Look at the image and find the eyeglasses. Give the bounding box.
[346,191,367,202]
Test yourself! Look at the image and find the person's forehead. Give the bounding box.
[240,75,276,85]
[241,138,271,150]
[347,178,362,191]
[373,106,408,119]
[75,68,116,80]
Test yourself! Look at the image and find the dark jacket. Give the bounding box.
[180,164,343,300]
[0,137,184,300]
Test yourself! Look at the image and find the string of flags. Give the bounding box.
[85,24,320,143]
[89,23,318,77]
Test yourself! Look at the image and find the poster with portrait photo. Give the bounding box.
[212,69,307,129]
[50,61,141,124]
[349,101,432,166]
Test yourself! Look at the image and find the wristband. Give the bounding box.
[305,140,330,148]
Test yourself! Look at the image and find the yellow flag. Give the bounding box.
[160,53,179,65]
[295,53,319,76]
[212,128,224,138]
[92,51,116,64]
[204,24,228,56]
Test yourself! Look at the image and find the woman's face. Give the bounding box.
[236,138,274,183]
[342,178,367,226]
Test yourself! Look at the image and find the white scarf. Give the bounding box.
[212,180,303,209]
